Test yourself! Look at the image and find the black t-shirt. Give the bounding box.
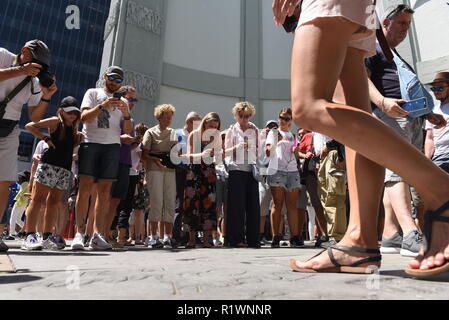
[365,43,402,101]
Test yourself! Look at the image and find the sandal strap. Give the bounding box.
[349,255,382,267]
[326,247,381,268]
[423,200,449,253]
[327,247,341,267]
[330,245,380,255]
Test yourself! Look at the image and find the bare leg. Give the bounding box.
[382,188,401,238]
[291,18,449,270]
[270,187,285,237]
[285,189,300,237]
[75,177,94,234]
[43,189,65,234]
[93,181,112,236]
[24,183,50,233]
[57,200,69,236]
[386,182,418,237]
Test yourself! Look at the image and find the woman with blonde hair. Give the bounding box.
[225,102,261,248]
[142,104,178,248]
[182,112,221,248]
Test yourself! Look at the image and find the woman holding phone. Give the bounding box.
[273,0,449,277]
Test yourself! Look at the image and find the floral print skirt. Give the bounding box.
[183,164,217,232]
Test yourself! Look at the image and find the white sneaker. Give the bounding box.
[71,233,86,251]
[89,233,112,251]
[21,233,43,251]
[213,238,223,247]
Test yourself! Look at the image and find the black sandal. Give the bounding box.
[290,245,381,274]
[406,200,449,277]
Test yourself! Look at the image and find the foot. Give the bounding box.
[293,239,381,271]
[408,207,449,271]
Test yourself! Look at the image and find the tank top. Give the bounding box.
[41,123,75,171]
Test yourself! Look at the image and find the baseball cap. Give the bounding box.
[24,40,51,66]
[60,96,80,113]
[266,120,279,128]
[186,111,202,121]
[105,66,124,79]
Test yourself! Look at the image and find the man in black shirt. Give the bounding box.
[365,5,444,258]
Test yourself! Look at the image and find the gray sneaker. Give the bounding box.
[380,232,403,254]
[42,236,60,251]
[401,230,423,257]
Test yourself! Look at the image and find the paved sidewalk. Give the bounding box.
[1,240,448,300]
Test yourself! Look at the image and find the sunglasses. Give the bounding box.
[239,114,252,119]
[430,86,449,92]
[279,116,292,122]
[127,98,139,103]
[107,75,123,83]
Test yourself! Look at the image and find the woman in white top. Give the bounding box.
[266,108,302,248]
[224,102,260,248]
[273,1,449,277]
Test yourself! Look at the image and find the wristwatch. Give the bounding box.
[98,104,104,111]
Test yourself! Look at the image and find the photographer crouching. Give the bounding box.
[0,40,57,252]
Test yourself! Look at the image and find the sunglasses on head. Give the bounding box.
[107,75,123,83]
[386,4,409,19]
[279,116,292,122]
[430,86,449,92]
[127,98,138,103]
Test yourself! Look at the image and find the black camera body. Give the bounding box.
[33,60,54,88]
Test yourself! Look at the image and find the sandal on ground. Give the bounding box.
[405,200,449,278]
[185,243,196,249]
[289,245,381,274]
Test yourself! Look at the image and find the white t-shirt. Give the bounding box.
[80,88,128,145]
[0,48,42,121]
[313,132,332,155]
[266,129,297,172]
[130,145,142,176]
[34,140,48,156]
[425,103,449,158]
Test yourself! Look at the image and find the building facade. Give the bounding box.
[0,0,110,170]
[103,0,449,130]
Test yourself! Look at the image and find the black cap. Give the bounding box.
[24,40,50,66]
[60,96,80,113]
[105,66,124,79]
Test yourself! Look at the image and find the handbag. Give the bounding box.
[149,152,177,169]
[0,76,32,137]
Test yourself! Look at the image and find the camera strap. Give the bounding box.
[373,0,394,63]
[0,76,32,119]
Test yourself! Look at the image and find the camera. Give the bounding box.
[33,60,54,88]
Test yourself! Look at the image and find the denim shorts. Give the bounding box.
[267,170,301,192]
[78,143,121,181]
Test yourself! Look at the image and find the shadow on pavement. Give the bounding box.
[0,275,42,285]
[8,251,110,257]
[381,269,449,282]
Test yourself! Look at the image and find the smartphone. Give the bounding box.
[283,15,299,33]
[113,91,123,99]
[401,97,428,118]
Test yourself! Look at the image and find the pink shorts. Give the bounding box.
[297,0,376,57]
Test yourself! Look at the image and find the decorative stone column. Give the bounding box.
[99,0,167,126]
